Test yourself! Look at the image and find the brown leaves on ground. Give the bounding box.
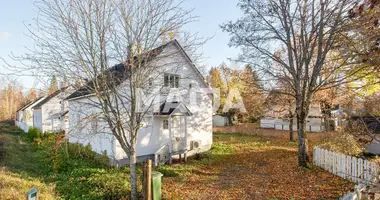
[162,125,353,200]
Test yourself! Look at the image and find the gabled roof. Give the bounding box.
[66,39,208,100]
[154,101,192,116]
[65,63,131,100]
[19,96,45,111]
[16,101,32,112]
[32,87,69,109]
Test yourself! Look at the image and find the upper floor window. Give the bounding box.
[164,73,179,88]
[163,119,169,129]
[148,78,153,87]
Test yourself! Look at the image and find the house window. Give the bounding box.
[164,73,179,88]
[163,119,169,130]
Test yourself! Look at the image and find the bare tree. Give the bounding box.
[0,78,26,121]
[221,0,364,167]
[3,0,203,199]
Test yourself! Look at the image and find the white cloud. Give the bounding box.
[0,32,11,41]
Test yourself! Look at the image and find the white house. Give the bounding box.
[260,104,325,132]
[65,40,213,166]
[212,114,230,127]
[15,96,46,132]
[32,87,73,133]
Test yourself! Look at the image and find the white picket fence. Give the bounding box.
[313,146,378,184]
[314,146,380,199]
[339,184,366,200]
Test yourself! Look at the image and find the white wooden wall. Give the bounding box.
[313,146,378,184]
[260,118,275,128]
[15,120,30,133]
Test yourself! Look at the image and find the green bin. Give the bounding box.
[151,171,163,200]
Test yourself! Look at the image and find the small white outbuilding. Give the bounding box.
[32,87,73,133]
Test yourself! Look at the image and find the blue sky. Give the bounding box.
[0,0,242,89]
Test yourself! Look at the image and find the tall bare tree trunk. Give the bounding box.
[129,142,138,200]
[289,117,294,142]
[297,116,309,167]
[324,113,330,132]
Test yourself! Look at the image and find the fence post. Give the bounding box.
[145,159,152,200]
[333,152,336,175]
[342,153,346,178]
[358,158,363,183]
[313,147,318,166]
[347,156,352,181]
[328,151,332,173]
[323,149,327,168]
[364,160,368,183]
[352,157,357,183]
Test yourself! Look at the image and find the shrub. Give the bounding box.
[26,127,41,142]
[41,131,59,139]
[52,152,70,172]
[319,134,363,156]
[13,127,25,134]
[66,143,110,166]
[156,166,181,177]
[55,168,131,199]
[52,141,110,172]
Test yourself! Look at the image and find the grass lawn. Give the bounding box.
[0,124,133,200]
[0,123,353,199]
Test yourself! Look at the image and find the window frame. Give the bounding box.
[163,119,169,130]
[148,78,153,87]
[164,73,180,88]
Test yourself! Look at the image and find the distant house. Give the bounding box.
[213,114,230,127]
[15,97,46,132]
[65,40,213,166]
[260,104,325,132]
[32,87,73,133]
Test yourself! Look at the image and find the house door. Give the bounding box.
[171,116,186,153]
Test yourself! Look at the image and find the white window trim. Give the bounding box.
[163,119,169,130]
[164,73,180,88]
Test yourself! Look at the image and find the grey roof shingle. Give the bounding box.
[66,40,174,100]
[32,87,69,109]
[66,39,208,100]
[19,96,45,111]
